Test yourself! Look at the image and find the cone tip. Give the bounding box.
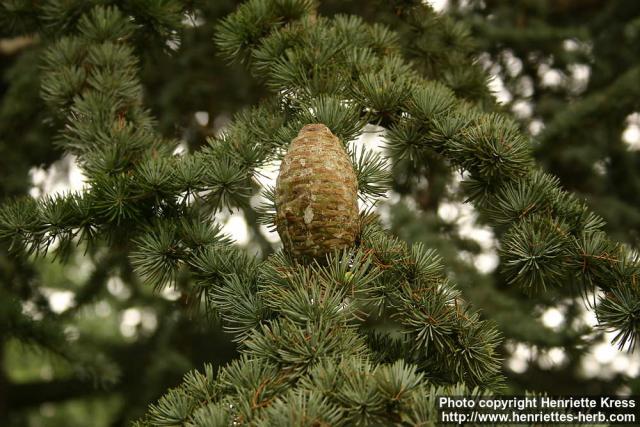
[299,123,331,135]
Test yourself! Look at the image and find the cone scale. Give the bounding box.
[275,124,359,261]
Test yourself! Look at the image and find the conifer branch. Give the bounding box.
[209,0,640,351]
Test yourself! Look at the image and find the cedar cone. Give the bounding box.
[275,124,359,260]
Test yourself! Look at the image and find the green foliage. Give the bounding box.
[597,283,640,351]
[132,0,639,420]
[2,0,640,424]
[139,353,493,426]
[215,0,316,63]
[207,0,640,350]
[500,215,570,293]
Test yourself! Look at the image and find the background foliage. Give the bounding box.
[0,0,638,425]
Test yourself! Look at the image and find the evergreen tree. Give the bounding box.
[447,0,640,395]
[0,2,245,425]
[1,0,638,425]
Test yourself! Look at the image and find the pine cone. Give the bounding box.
[275,124,359,261]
